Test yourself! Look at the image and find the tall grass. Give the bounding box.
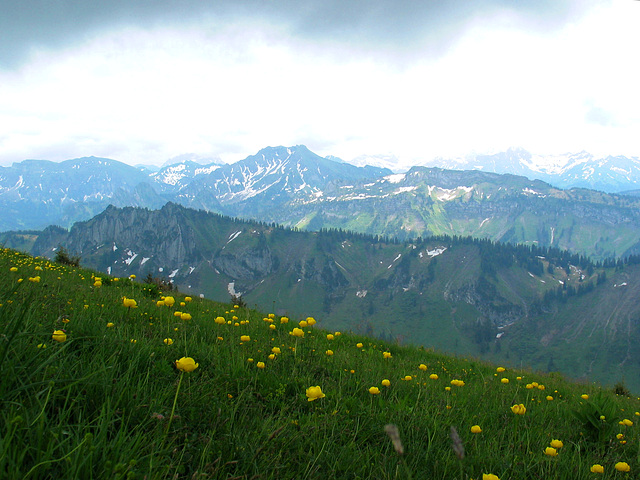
[0,247,638,479]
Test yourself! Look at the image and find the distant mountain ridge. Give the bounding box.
[426,148,640,193]
[3,145,640,261]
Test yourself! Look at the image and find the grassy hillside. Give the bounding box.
[2,248,639,479]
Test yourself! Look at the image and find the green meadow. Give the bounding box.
[1,247,638,479]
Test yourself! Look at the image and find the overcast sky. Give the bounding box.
[1,0,638,167]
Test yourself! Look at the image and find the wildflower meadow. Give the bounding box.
[1,247,638,479]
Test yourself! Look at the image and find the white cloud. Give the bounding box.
[0,1,638,166]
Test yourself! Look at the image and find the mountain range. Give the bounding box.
[3,145,640,261]
[7,202,639,393]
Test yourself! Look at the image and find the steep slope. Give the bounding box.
[28,203,640,391]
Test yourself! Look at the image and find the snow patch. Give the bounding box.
[388,253,402,268]
[426,247,447,257]
[140,257,150,265]
[188,266,195,274]
[614,282,628,288]
[158,267,164,272]
[112,243,118,251]
[356,290,368,298]
[393,186,418,195]
[169,269,179,278]
[227,230,242,243]
[385,173,406,184]
[124,253,138,266]
[228,282,242,297]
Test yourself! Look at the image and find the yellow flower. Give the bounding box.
[129,274,136,279]
[37,343,46,349]
[180,301,186,307]
[418,363,427,371]
[616,433,624,440]
[403,375,413,381]
[369,387,380,395]
[29,276,41,282]
[106,322,115,328]
[184,296,192,302]
[326,350,334,356]
[269,324,276,330]
[581,394,589,400]
[240,335,251,342]
[156,300,164,307]
[123,297,137,308]
[306,386,325,401]
[516,376,522,380]
[9,267,17,272]
[214,316,226,324]
[451,379,465,387]
[590,464,604,474]
[52,330,67,342]
[280,316,289,324]
[471,425,482,434]
[382,379,391,387]
[620,418,633,426]
[511,404,526,415]
[327,334,334,340]
[268,313,275,319]
[483,474,500,480]
[175,357,199,372]
[445,386,451,391]
[180,313,192,321]
[537,384,545,390]
[334,331,341,336]
[383,351,392,359]
[429,374,439,380]
[546,396,554,401]
[501,378,509,384]
[356,343,363,348]
[163,296,175,307]
[247,358,254,363]
[174,311,183,317]
[614,462,630,472]
[526,383,534,389]
[544,447,558,456]
[256,362,265,369]
[93,280,102,287]
[306,317,316,326]
[164,338,174,345]
[550,439,563,449]
[291,328,304,338]
[299,320,308,328]
[496,366,505,372]
[271,347,281,355]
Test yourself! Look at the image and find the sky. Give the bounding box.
[1,0,639,168]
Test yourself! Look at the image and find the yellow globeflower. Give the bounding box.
[256,362,265,369]
[590,464,604,474]
[52,330,67,342]
[184,296,192,302]
[306,317,316,326]
[403,375,413,381]
[501,378,509,384]
[483,475,500,480]
[163,296,175,307]
[9,267,18,272]
[306,386,325,401]
[240,335,251,342]
[581,394,589,400]
[327,334,334,340]
[383,351,392,359]
[106,322,115,328]
[93,280,102,287]
[369,387,380,395]
[356,343,363,348]
[614,462,630,472]
[291,328,304,338]
[546,396,554,401]
[471,425,482,434]
[175,357,199,372]
[511,404,526,415]
[123,297,137,308]
[429,374,439,380]
[544,447,558,456]
[269,324,276,330]
[496,366,505,372]
[214,316,226,325]
[180,313,192,321]
[382,379,391,387]
[268,354,275,360]
[418,364,427,371]
[164,338,174,345]
[156,300,165,307]
[550,439,563,449]
[326,350,334,356]
[299,320,308,328]
[280,316,289,324]
[271,347,281,355]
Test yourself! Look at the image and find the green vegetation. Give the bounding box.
[2,247,640,479]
